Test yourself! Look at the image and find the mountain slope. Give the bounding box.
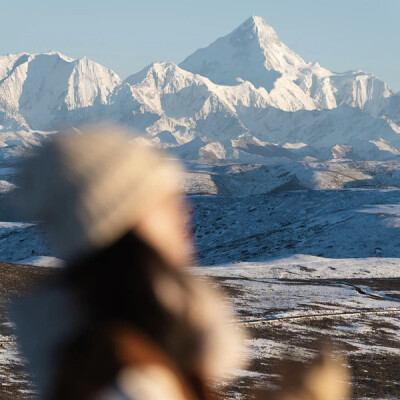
[0,51,121,131]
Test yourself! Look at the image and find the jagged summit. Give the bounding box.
[42,50,75,62]
[125,61,206,94]
[239,16,280,41]
[179,16,308,91]
[240,16,307,71]
[126,61,182,85]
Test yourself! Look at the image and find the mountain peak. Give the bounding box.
[125,61,181,86]
[227,16,280,53]
[179,16,306,90]
[42,50,75,62]
[240,16,279,39]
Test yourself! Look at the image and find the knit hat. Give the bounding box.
[20,126,184,261]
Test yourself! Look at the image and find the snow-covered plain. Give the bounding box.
[196,257,400,398]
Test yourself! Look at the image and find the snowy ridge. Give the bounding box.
[0,16,399,162]
[0,51,121,131]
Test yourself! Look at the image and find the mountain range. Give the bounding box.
[0,16,399,162]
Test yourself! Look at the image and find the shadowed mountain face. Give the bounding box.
[0,16,398,162]
[191,189,400,265]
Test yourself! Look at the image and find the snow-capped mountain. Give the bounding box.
[0,16,399,162]
[0,51,121,131]
[180,16,392,113]
[181,16,307,91]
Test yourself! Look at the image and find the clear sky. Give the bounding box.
[1,0,399,91]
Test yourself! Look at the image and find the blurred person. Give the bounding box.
[11,127,246,400]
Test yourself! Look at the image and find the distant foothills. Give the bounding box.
[0,16,399,162]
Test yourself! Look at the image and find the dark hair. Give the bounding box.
[50,232,211,400]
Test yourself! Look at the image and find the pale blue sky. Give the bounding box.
[1,0,399,91]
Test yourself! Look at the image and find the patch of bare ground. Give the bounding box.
[338,278,400,299]
[0,262,52,400]
[213,276,248,301]
[216,277,400,400]
[1,265,399,399]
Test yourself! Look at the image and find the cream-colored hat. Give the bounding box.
[20,127,183,261]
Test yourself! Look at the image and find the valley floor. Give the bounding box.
[0,257,399,399]
[198,256,400,399]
